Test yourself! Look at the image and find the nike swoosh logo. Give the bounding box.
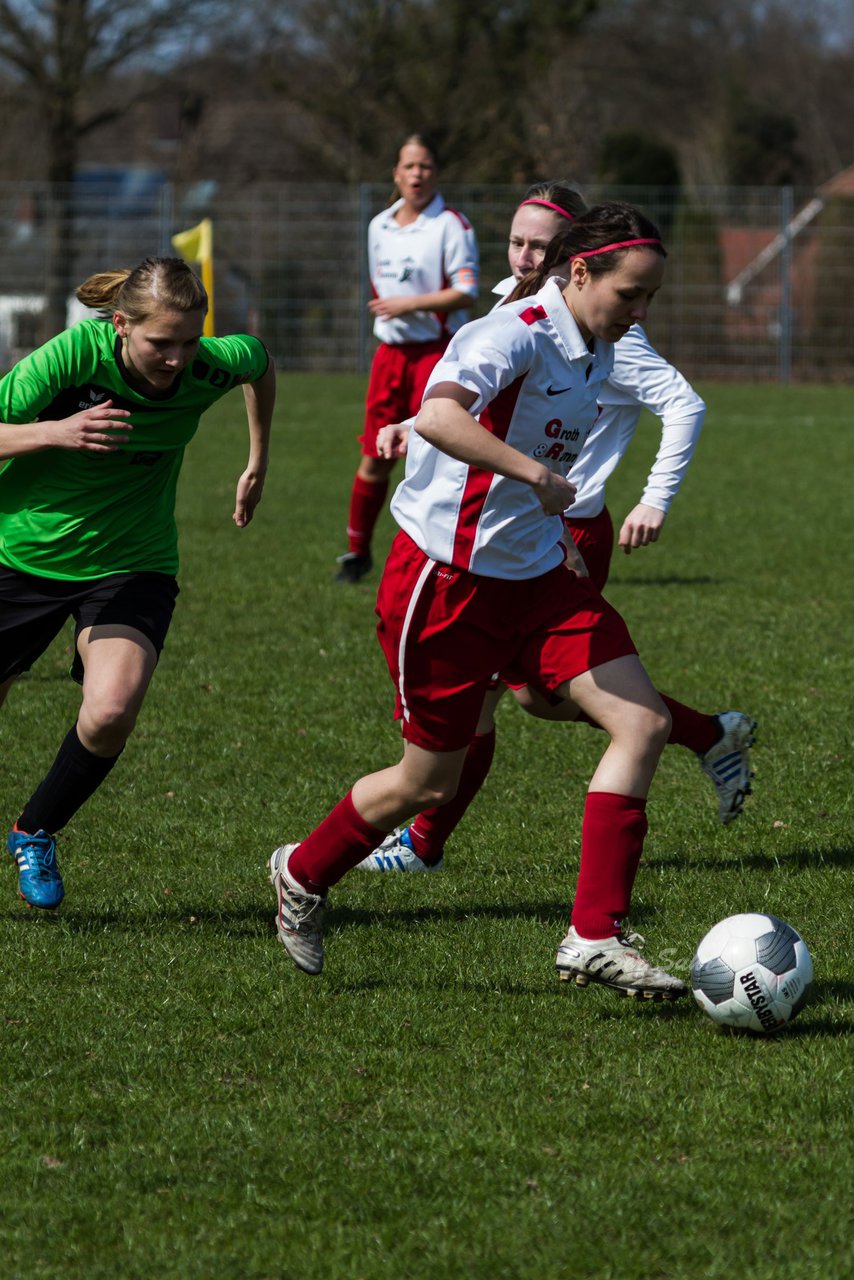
[546,384,572,395]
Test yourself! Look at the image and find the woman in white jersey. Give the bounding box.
[335,133,479,583]
[270,202,689,1001]
[359,183,755,876]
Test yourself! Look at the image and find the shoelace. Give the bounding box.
[617,930,645,951]
[16,836,57,875]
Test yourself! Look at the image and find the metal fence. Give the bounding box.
[0,179,850,382]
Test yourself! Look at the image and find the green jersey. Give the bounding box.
[0,318,268,580]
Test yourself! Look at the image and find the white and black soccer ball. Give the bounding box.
[691,913,813,1034]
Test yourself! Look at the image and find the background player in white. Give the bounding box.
[270,203,690,1001]
[358,183,755,875]
[335,133,479,583]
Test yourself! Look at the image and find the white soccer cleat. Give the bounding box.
[699,712,757,825]
[555,926,687,1000]
[353,827,444,873]
[269,844,326,975]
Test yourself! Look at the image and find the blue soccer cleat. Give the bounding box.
[8,826,64,909]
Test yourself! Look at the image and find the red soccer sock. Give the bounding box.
[658,694,719,754]
[288,791,388,891]
[346,474,389,555]
[408,728,496,862]
[571,791,648,939]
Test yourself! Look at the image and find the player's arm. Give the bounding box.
[368,287,471,322]
[233,355,276,528]
[0,332,132,460]
[416,382,575,516]
[0,403,132,460]
[371,221,479,321]
[608,328,705,554]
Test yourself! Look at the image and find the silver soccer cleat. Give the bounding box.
[699,712,757,824]
[556,926,687,1001]
[269,843,326,975]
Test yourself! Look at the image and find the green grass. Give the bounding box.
[0,377,851,1279]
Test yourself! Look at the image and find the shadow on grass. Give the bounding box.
[2,896,659,937]
[607,574,721,587]
[326,898,658,931]
[649,845,853,872]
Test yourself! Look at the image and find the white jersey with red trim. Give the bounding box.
[572,324,705,517]
[492,278,705,518]
[369,194,479,345]
[390,278,613,580]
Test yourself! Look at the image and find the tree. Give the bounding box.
[246,0,598,182]
[0,0,228,336]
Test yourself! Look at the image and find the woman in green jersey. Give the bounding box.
[0,255,275,909]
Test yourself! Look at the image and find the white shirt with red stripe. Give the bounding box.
[369,194,479,345]
[491,279,705,518]
[391,278,613,580]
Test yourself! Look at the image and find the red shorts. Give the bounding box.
[564,507,614,593]
[359,340,448,456]
[375,531,637,753]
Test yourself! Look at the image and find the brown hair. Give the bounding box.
[505,202,665,303]
[519,180,588,221]
[75,256,207,321]
[396,133,440,168]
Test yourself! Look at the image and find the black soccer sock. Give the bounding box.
[18,724,123,835]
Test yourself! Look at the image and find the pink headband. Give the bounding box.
[571,237,663,259]
[519,198,575,221]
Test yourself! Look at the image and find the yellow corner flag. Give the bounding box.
[171,217,215,336]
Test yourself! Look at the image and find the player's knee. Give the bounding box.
[358,454,393,483]
[410,775,459,810]
[79,695,138,753]
[642,703,671,753]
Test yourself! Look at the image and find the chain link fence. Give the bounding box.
[0,179,850,381]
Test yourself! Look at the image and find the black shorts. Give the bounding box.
[0,565,179,685]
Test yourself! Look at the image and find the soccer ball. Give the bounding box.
[691,913,813,1034]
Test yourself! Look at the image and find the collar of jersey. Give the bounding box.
[385,192,445,227]
[537,278,614,373]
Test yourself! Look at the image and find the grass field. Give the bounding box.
[0,377,851,1279]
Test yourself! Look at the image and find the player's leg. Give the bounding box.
[357,686,505,872]
[16,625,156,836]
[552,654,685,998]
[336,453,397,582]
[10,572,176,909]
[337,343,407,583]
[512,676,754,823]
[1,570,80,908]
[568,507,755,820]
[275,533,504,971]
[270,741,469,974]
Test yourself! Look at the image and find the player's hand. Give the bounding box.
[376,423,411,459]
[49,401,132,453]
[233,467,266,527]
[531,467,576,516]
[618,503,666,554]
[368,295,414,320]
